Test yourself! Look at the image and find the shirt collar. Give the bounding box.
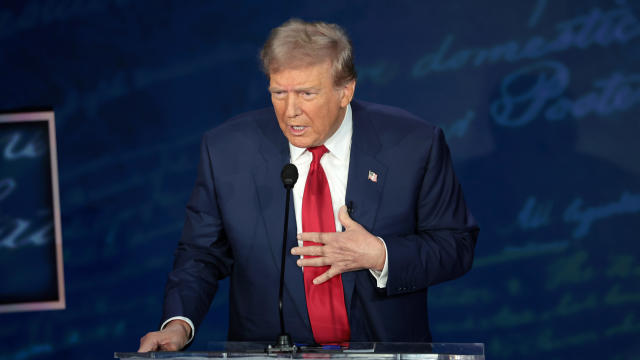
[289,104,353,162]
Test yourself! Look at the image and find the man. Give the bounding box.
[139,19,478,352]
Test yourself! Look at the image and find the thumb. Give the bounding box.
[138,335,159,352]
[338,205,356,229]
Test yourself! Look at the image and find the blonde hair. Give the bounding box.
[260,18,357,86]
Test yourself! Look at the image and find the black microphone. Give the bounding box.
[269,163,298,354]
[281,163,298,190]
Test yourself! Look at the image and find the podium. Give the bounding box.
[115,342,485,359]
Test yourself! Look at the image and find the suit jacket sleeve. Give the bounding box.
[383,126,479,296]
[162,134,233,331]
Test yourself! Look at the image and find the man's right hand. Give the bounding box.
[138,319,191,352]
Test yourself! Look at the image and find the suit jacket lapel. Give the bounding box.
[343,103,387,317]
[253,115,311,332]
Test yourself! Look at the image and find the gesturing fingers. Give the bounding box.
[313,267,340,285]
[291,243,326,256]
[297,231,339,244]
[337,205,357,230]
[296,256,330,267]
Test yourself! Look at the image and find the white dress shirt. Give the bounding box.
[162,104,388,342]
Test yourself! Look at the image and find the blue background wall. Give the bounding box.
[1,0,640,359]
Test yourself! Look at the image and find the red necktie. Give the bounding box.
[301,145,350,344]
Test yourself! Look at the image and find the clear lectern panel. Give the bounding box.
[115,342,485,359]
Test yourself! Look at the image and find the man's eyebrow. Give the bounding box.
[294,87,320,92]
[268,86,320,92]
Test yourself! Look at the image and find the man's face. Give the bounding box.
[269,61,355,148]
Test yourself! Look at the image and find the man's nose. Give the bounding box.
[285,95,301,118]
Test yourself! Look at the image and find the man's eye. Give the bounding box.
[272,91,286,98]
[303,92,315,98]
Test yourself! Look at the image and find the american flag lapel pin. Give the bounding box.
[368,170,378,183]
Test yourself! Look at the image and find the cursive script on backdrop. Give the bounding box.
[489,61,640,127]
[412,5,640,77]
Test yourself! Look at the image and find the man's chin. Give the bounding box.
[286,136,315,149]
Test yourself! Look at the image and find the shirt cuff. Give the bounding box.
[369,237,388,288]
[161,316,195,344]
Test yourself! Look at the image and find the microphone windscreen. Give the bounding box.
[281,163,299,189]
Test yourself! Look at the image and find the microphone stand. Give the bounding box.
[267,164,298,354]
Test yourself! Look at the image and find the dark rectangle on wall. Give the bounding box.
[0,110,66,312]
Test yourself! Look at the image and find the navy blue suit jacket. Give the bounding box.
[163,100,479,344]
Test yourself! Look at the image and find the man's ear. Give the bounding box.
[340,80,356,107]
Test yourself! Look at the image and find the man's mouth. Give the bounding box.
[289,125,307,135]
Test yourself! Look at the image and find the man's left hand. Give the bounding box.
[292,205,386,284]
